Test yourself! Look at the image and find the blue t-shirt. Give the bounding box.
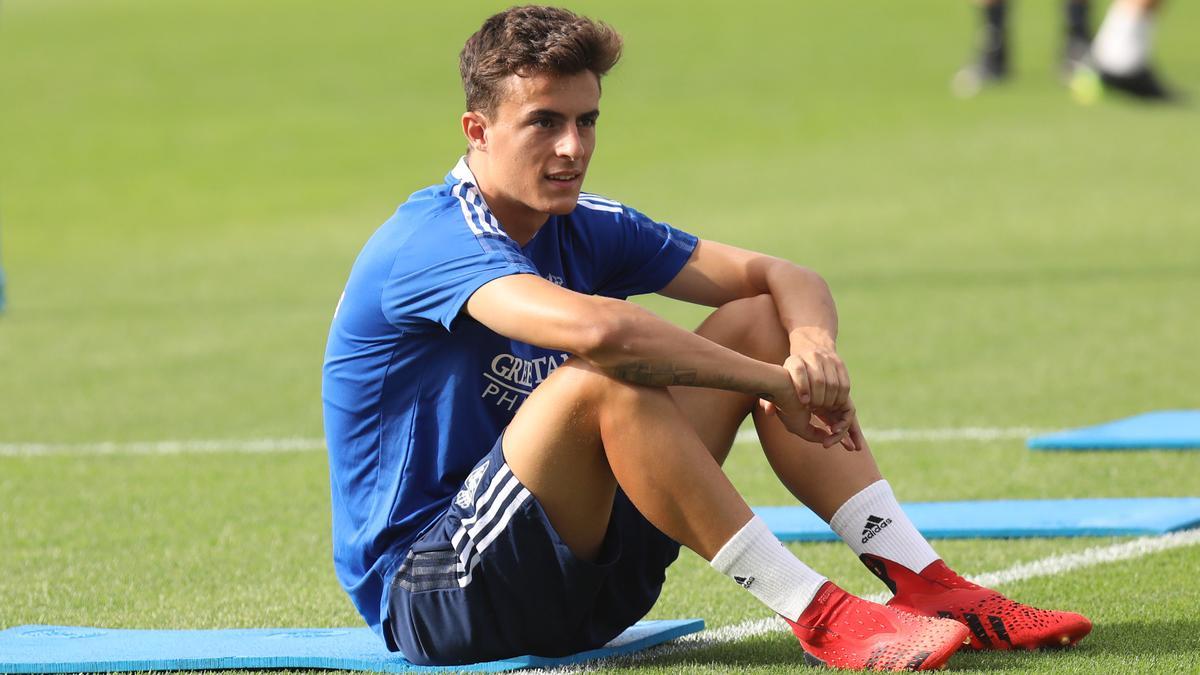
[322,157,698,643]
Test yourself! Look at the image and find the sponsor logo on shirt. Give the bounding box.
[481,351,572,411]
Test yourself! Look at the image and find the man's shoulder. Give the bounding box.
[372,183,491,251]
[391,183,467,229]
[398,177,530,243]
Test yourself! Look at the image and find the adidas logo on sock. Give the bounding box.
[733,575,755,590]
[861,514,893,544]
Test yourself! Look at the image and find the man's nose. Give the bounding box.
[556,126,583,160]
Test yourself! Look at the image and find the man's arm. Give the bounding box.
[465,273,842,446]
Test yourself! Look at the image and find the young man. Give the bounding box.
[323,6,1092,671]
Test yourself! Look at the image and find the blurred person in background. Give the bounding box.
[954,0,1176,100]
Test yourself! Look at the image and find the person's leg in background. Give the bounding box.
[1062,0,1094,80]
[1091,0,1176,99]
[953,0,1012,98]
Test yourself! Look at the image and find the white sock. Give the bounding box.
[829,479,939,574]
[1092,1,1154,76]
[710,516,827,621]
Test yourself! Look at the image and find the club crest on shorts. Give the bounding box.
[454,459,490,510]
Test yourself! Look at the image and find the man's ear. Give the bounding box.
[462,111,489,153]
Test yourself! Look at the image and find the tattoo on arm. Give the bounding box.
[611,361,755,393]
[612,361,699,387]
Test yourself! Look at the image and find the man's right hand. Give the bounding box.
[759,362,860,451]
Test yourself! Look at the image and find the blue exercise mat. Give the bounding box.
[1028,410,1200,450]
[0,620,703,674]
[755,497,1200,541]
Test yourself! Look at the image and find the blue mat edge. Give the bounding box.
[517,618,704,669]
[1029,439,1200,450]
[755,498,1200,542]
[0,620,705,674]
[1027,410,1200,450]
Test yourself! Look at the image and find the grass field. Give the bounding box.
[2,1,1199,673]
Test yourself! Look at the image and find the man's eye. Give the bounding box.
[532,118,554,128]
[579,117,597,128]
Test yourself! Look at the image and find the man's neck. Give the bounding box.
[466,155,547,247]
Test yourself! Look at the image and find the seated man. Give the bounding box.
[322,6,1092,671]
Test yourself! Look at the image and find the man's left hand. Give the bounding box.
[785,334,850,410]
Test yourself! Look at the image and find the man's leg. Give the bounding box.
[671,296,938,575]
[672,294,1091,651]
[502,359,754,562]
[503,356,846,635]
[501,311,970,671]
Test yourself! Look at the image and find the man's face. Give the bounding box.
[475,70,600,226]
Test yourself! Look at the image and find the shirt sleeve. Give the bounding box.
[580,199,699,299]
[382,224,538,332]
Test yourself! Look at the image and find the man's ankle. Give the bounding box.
[710,515,827,621]
[829,480,939,575]
[791,580,840,627]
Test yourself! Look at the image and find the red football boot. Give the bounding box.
[861,555,1093,651]
[785,581,970,671]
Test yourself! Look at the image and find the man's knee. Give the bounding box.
[544,358,670,420]
[696,294,787,362]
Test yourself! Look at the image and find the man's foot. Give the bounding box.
[785,582,970,671]
[1099,66,1175,101]
[863,555,1093,651]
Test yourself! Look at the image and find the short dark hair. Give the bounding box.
[459,5,623,114]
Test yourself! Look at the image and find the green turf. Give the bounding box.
[2,0,1198,672]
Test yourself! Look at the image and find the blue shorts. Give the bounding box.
[385,435,681,666]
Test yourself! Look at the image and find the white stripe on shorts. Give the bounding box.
[452,469,523,576]
[457,486,532,588]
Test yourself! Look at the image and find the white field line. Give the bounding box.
[0,426,1046,458]
[0,437,327,457]
[543,529,1200,672]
